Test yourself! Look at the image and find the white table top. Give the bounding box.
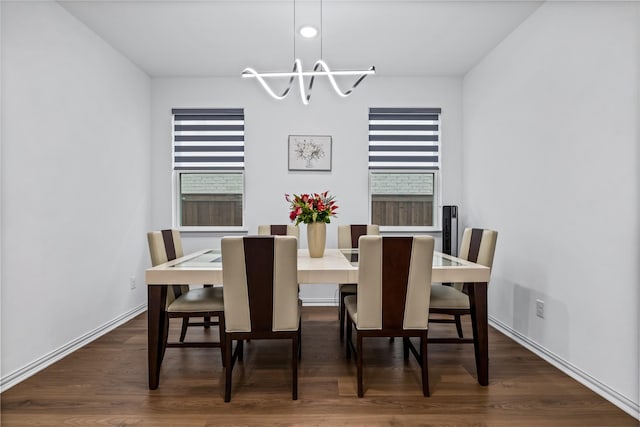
[145,248,490,286]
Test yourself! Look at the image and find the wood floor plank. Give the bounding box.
[1,307,636,426]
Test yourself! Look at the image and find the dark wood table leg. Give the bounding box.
[468,282,489,386]
[148,285,167,390]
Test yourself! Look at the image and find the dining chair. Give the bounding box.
[258,224,302,296]
[337,224,379,341]
[345,235,434,397]
[257,224,300,238]
[426,227,497,353]
[147,230,226,359]
[221,235,301,402]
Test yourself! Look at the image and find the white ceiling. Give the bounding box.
[58,0,544,78]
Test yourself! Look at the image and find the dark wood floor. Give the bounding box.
[1,307,636,426]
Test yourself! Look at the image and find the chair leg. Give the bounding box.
[356,333,364,398]
[298,324,302,360]
[292,333,299,400]
[179,317,189,342]
[339,291,345,342]
[218,314,226,368]
[203,285,213,328]
[402,337,410,360]
[421,331,430,397]
[346,317,353,360]
[455,315,463,338]
[237,340,244,362]
[161,314,170,360]
[224,335,233,402]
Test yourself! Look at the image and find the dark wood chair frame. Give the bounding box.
[338,225,373,342]
[428,293,465,338]
[158,228,225,353]
[224,327,302,402]
[346,320,429,397]
[338,285,356,342]
[403,287,477,372]
[173,285,216,342]
[428,292,475,344]
[164,286,226,355]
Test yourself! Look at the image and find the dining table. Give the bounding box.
[145,248,491,390]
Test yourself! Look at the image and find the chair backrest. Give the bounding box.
[222,236,299,333]
[258,225,300,248]
[147,230,184,266]
[258,224,300,239]
[147,229,187,306]
[337,224,380,249]
[147,231,169,267]
[454,228,498,291]
[356,236,434,331]
[459,228,498,268]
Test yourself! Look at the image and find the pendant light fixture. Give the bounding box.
[241,0,375,105]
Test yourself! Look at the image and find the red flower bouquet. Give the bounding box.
[285,191,338,225]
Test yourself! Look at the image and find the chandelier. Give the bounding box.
[241,0,375,105]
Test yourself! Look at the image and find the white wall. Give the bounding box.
[0,0,4,386]
[463,1,639,417]
[151,75,463,303]
[1,1,151,388]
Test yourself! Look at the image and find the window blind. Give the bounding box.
[172,108,244,170]
[368,107,441,170]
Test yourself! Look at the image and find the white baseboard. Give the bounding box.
[301,298,338,307]
[0,303,147,393]
[489,315,640,420]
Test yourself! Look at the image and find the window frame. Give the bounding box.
[368,107,442,233]
[171,107,246,233]
[172,170,247,233]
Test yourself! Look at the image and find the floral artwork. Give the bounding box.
[285,191,338,224]
[295,139,325,168]
[288,135,332,171]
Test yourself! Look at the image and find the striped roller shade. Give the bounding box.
[368,107,441,170]
[172,108,244,170]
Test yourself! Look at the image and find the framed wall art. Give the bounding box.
[288,135,332,171]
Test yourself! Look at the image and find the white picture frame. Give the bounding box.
[288,135,332,171]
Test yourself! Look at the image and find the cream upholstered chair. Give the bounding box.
[221,235,301,402]
[258,225,302,296]
[257,224,299,238]
[147,230,226,358]
[428,228,497,345]
[337,224,379,341]
[345,235,434,397]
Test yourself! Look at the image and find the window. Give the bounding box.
[177,172,243,226]
[172,108,244,229]
[368,107,441,229]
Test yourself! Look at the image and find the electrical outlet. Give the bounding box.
[129,276,136,290]
[536,299,544,319]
